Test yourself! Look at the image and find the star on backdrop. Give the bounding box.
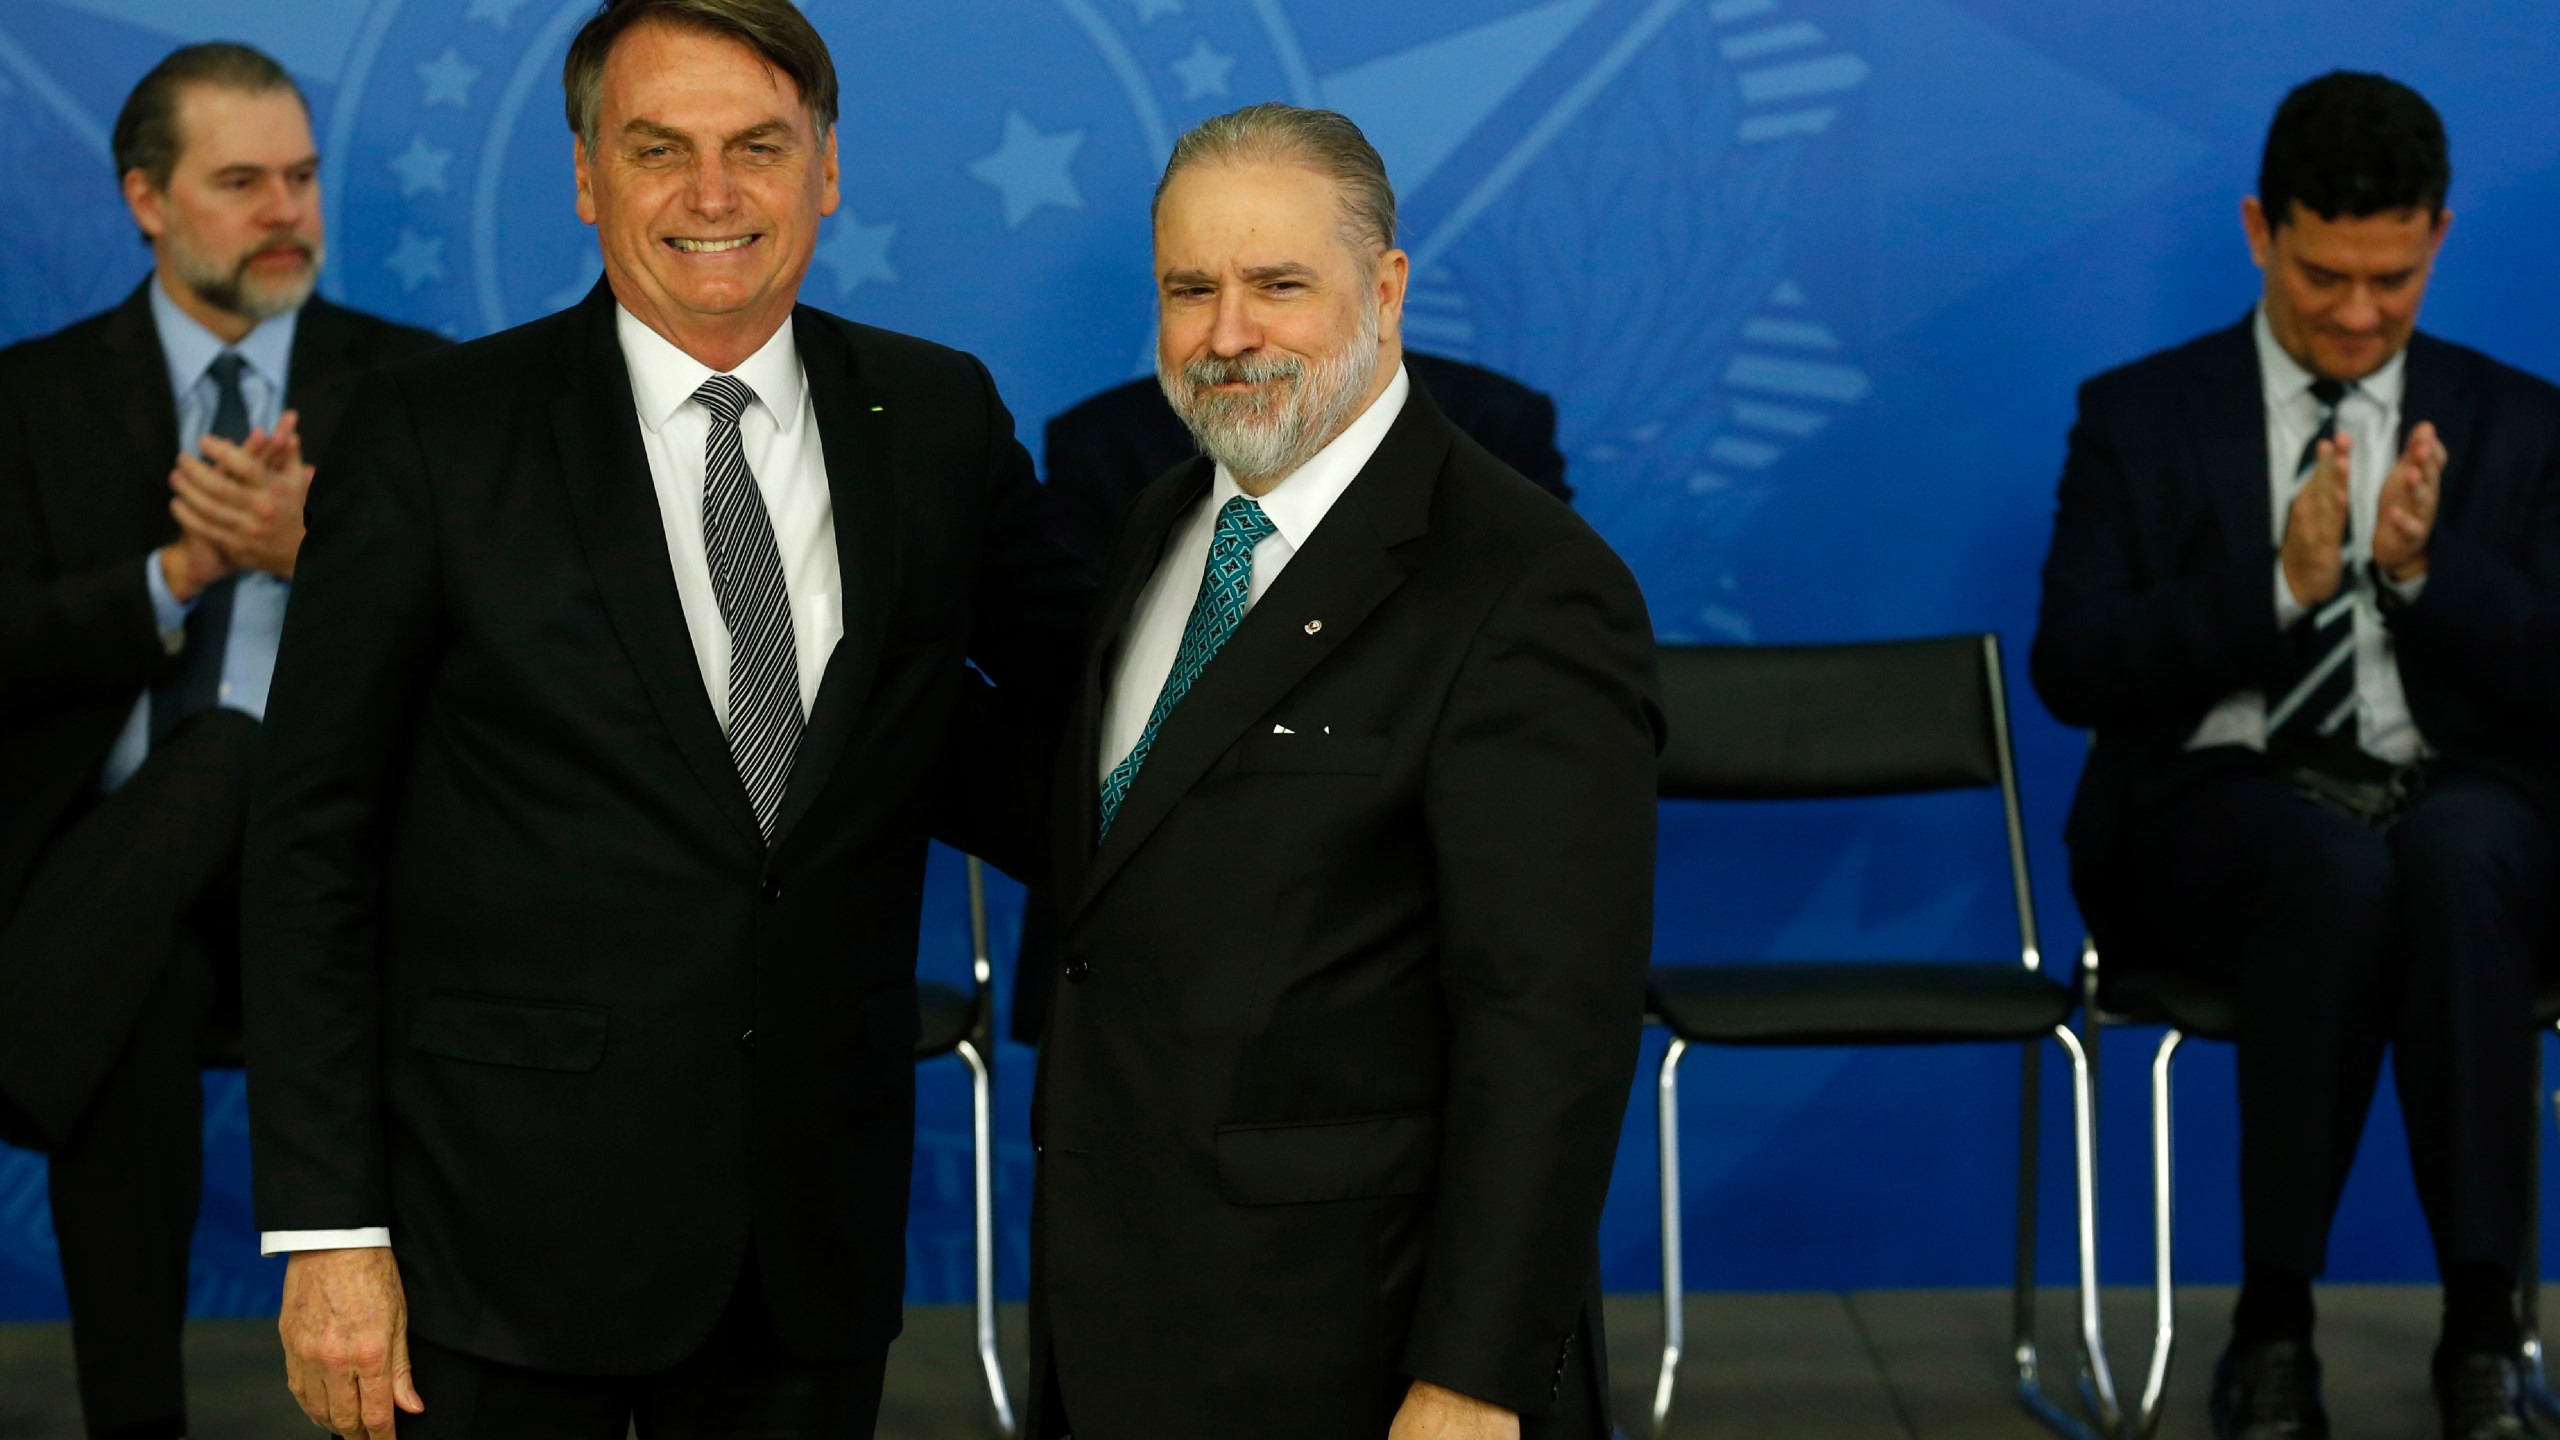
[1132,0,1184,21]
[384,230,447,291]
[465,0,530,30]
[968,111,1085,228]
[818,212,899,295]
[388,134,452,196]
[1170,38,1236,100]
[416,48,480,109]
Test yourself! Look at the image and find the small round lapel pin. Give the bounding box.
[1304,619,1323,635]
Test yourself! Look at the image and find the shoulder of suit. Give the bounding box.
[1423,425,1618,577]
[1407,351,1551,414]
[2410,330,2560,419]
[1046,375,1159,442]
[797,305,988,390]
[302,295,449,362]
[0,292,135,380]
[2075,317,2249,413]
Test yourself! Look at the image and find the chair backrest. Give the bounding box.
[1654,633,2045,970]
[1658,634,2006,800]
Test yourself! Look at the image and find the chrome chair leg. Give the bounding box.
[958,1037,1017,1437]
[2013,1040,2045,1399]
[2128,1029,2184,1440]
[1651,1037,1688,1439]
[2010,1027,2117,1440]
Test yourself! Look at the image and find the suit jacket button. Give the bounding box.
[761,878,784,902]
[1063,958,1091,984]
[738,1028,756,1053]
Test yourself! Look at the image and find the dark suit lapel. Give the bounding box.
[2188,313,2270,559]
[2399,332,2477,524]
[769,308,896,850]
[1069,384,1451,918]
[546,282,765,850]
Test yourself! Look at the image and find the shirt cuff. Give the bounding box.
[143,551,192,638]
[2273,558,2311,629]
[260,1227,392,1256]
[2380,567,2428,604]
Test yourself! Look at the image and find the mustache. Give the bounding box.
[236,232,318,271]
[1179,352,1305,391]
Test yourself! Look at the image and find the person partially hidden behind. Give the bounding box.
[1028,104,1660,1440]
[0,43,441,1440]
[2033,72,2560,1440]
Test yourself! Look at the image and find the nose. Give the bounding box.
[1206,287,1260,358]
[2333,284,2382,335]
[688,152,739,218]
[254,173,302,230]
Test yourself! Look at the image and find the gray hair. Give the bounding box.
[1153,103,1397,260]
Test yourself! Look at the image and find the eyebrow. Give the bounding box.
[208,155,319,181]
[619,118,796,145]
[1160,262,1319,286]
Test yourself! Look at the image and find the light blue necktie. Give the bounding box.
[1099,495,1276,841]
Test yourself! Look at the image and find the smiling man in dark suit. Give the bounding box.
[0,43,442,1440]
[242,1,1084,1435]
[1028,104,1660,1440]
[2034,72,2560,1440]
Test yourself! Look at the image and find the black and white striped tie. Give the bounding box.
[695,374,802,840]
[2268,377,2354,751]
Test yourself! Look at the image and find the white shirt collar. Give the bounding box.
[148,272,299,401]
[615,305,806,434]
[2253,302,2407,411]
[1210,362,1410,548]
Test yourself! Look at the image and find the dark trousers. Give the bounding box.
[2121,763,2556,1279]
[0,711,258,1439]
[405,1260,888,1438]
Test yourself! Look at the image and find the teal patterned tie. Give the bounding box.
[1099,494,1276,841]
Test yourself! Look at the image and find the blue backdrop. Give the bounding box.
[3,0,2558,1322]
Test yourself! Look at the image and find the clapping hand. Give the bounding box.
[2374,421,2445,582]
[169,407,315,581]
[2279,430,2353,607]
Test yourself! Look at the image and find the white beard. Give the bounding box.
[1159,299,1381,486]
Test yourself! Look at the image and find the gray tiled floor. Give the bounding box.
[0,1286,2476,1438]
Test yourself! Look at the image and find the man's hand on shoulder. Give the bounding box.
[2280,431,2352,609]
[1389,1379,1520,1440]
[280,1246,422,1439]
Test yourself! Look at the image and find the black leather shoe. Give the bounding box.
[2435,1347,2539,1439]
[2211,1339,2330,1440]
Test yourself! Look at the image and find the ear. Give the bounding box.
[122,168,166,244]
[573,137,598,226]
[1374,246,1409,339]
[2240,195,2273,271]
[818,124,840,218]
[2430,206,2454,254]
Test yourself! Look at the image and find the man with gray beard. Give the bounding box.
[0,42,440,1440]
[1028,103,1661,1440]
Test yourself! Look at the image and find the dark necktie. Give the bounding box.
[150,351,250,746]
[1098,495,1276,841]
[2268,377,2355,752]
[694,374,802,841]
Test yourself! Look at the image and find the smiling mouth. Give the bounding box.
[666,235,760,254]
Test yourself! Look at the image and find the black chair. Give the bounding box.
[915,854,1014,1436]
[1643,635,2117,1439]
[2082,943,2560,1437]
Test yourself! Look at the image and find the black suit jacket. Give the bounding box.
[1014,355,1569,1043]
[1027,382,1659,1438]
[0,281,443,917]
[2030,315,2560,942]
[243,283,1088,1373]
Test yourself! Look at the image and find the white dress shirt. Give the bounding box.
[1101,364,1408,780]
[262,306,844,1257]
[2185,307,2426,762]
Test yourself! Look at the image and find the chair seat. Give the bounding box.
[1648,961,2074,1047]
[917,980,975,1060]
